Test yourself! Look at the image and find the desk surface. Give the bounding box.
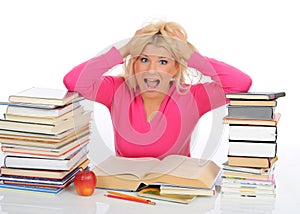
[0,181,299,214]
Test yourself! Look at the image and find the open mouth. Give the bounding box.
[144,78,160,89]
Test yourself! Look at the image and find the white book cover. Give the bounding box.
[229,125,277,141]
[8,87,80,106]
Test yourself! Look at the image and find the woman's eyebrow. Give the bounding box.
[139,53,174,60]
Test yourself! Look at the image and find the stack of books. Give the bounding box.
[221,91,286,199]
[0,87,91,195]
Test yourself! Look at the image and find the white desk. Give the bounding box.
[1,143,300,214]
[0,181,299,214]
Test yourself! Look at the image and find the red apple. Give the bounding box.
[74,169,96,196]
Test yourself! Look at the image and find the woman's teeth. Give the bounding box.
[144,78,160,88]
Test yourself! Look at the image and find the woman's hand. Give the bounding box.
[119,29,145,58]
[164,29,195,63]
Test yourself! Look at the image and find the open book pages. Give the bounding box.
[137,187,197,204]
[92,155,221,191]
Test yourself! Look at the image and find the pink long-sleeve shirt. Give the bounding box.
[64,47,252,159]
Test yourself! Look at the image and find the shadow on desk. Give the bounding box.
[219,195,275,214]
[0,185,104,214]
[0,185,220,214]
[0,184,279,214]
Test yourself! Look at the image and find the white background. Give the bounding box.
[1,1,300,212]
[0,0,298,164]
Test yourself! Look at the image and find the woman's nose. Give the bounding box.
[149,62,157,71]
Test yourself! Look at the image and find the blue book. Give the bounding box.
[0,183,63,195]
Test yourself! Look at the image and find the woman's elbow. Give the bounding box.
[63,73,75,92]
[241,74,252,92]
[228,73,252,93]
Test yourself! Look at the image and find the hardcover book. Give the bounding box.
[229,125,277,142]
[4,147,88,170]
[223,113,281,126]
[8,87,80,106]
[222,161,275,175]
[6,102,81,118]
[228,141,277,158]
[228,99,277,107]
[0,165,78,187]
[225,92,286,100]
[0,159,89,179]
[226,106,275,120]
[93,155,221,191]
[0,183,64,195]
[227,156,278,168]
[5,106,84,124]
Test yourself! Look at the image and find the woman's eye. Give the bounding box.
[160,60,168,65]
[140,57,148,63]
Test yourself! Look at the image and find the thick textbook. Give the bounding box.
[6,102,81,118]
[228,141,277,158]
[0,159,89,179]
[223,113,281,126]
[222,161,274,175]
[229,125,277,142]
[0,165,78,187]
[8,87,80,106]
[226,106,275,120]
[93,155,221,191]
[5,105,84,124]
[227,156,278,168]
[225,92,286,100]
[4,147,88,170]
[228,99,277,107]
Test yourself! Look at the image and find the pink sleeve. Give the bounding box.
[188,51,252,93]
[188,52,252,115]
[63,47,124,101]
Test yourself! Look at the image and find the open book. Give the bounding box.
[92,155,221,191]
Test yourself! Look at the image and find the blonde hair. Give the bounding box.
[123,21,198,92]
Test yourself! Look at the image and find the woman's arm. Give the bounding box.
[188,52,252,93]
[188,52,252,115]
[63,47,124,102]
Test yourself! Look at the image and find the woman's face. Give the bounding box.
[133,44,178,98]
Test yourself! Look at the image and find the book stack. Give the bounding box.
[0,87,91,195]
[221,92,286,199]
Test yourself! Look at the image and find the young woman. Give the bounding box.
[63,21,252,159]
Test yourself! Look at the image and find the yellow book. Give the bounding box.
[92,155,221,191]
[137,187,196,204]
